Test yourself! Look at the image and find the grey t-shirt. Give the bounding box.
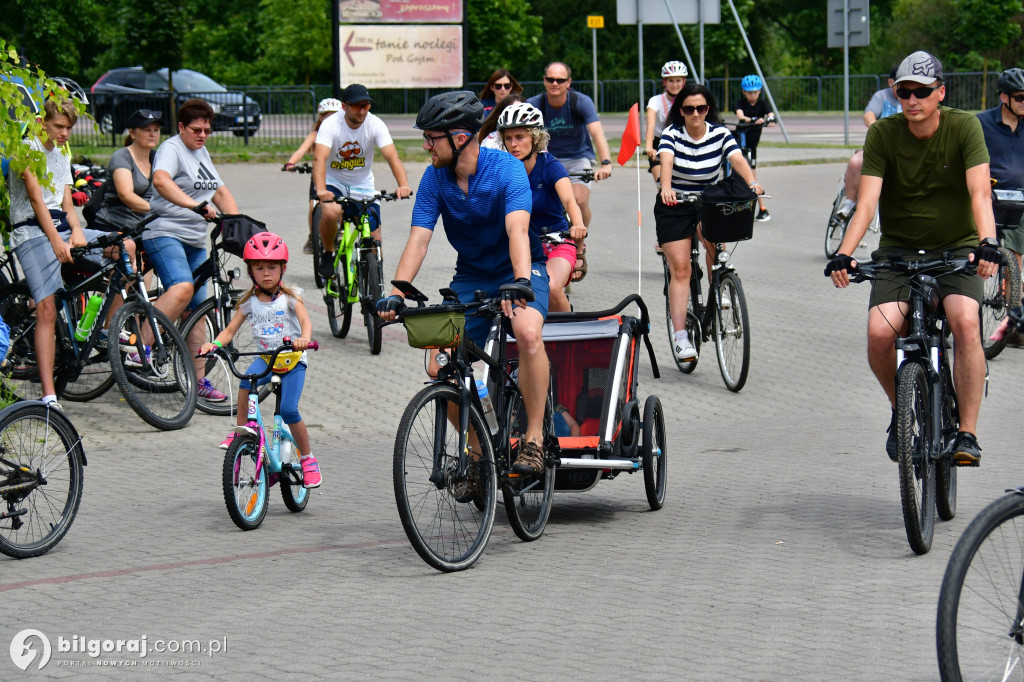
[94,146,153,229]
[147,135,224,248]
[7,137,73,248]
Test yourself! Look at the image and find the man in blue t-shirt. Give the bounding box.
[527,62,613,228]
[978,69,1024,266]
[377,91,551,474]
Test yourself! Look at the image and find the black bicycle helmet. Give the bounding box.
[998,68,1024,95]
[414,91,484,132]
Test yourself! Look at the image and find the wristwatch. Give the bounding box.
[980,237,999,248]
[600,159,612,166]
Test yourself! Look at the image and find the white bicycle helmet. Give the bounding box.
[496,102,544,130]
[318,98,342,114]
[51,76,89,105]
[661,61,688,78]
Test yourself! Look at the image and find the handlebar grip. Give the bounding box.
[192,201,209,216]
[308,340,319,351]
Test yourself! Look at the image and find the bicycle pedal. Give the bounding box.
[953,458,980,468]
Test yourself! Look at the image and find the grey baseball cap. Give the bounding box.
[894,51,944,85]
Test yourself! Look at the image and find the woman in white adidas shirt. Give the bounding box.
[146,99,240,402]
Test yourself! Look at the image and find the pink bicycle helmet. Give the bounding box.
[243,232,289,263]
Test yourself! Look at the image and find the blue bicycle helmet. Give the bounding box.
[741,75,763,91]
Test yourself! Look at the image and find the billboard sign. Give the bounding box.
[339,25,462,87]
[339,0,462,23]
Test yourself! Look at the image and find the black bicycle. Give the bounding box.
[0,400,86,559]
[0,217,197,430]
[389,279,556,572]
[176,209,273,416]
[979,187,1024,360]
[849,255,976,555]
[659,191,752,392]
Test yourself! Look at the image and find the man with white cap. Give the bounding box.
[825,50,999,466]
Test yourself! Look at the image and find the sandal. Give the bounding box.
[513,439,545,474]
[571,244,588,282]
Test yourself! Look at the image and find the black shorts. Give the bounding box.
[653,194,701,244]
[648,135,661,172]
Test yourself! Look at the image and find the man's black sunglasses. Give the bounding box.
[544,77,569,84]
[895,85,941,100]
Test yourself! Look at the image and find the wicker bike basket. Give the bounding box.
[402,307,467,349]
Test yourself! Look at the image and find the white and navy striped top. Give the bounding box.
[657,121,740,192]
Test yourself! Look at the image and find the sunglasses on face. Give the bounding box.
[492,82,512,90]
[895,85,941,100]
[186,125,212,135]
[681,104,709,115]
[545,77,569,84]
[1009,93,1024,103]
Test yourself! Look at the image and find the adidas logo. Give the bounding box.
[193,163,219,190]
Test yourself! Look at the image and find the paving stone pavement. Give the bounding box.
[2,157,1023,681]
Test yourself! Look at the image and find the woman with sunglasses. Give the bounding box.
[91,109,161,234]
[497,102,586,312]
[657,83,763,361]
[147,98,241,403]
[283,98,343,253]
[479,68,522,116]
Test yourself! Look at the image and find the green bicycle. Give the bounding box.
[311,191,403,353]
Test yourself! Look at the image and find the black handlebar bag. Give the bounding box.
[700,173,758,242]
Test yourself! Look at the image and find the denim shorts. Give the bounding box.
[326,185,381,231]
[142,236,208,311]
[450,263,550,347]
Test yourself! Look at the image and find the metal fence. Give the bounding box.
[73,72,1004,147]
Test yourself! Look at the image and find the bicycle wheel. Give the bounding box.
[502,384,554,542]
[360,250,384,355]
[222,434,268,530]
[310,203,326,290]
[936,491,1024,681]
[641,395,667,510]
[824,185,849,259]
[280,465,309,513]
[662,257,700,373]
[714,271,751,392]
[0,282,43,402]
[936,362,958,522]
[178,298,270,416]
[0,404,85,558]
[895,360,936,555]
[981,248,1021,360]
[108,302,197,431]
[326,250,353,339]
[393,383,498,572]
[61,283,115,402]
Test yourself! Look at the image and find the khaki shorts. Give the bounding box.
[868,246,983,308]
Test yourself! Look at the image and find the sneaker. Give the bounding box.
[303,235,313,255]
[318,252,335,278]
[673,334,698,361]
[654,242,663,254]
[96,329,109,348]
[42,398,63,412]
[219,432,235,450]
[197,378,228,402]
[124,345,152,368]
[952,432,982,466]
[301,455,322,488]
[755,208,771,222]
[836,198,856,221]
[886,410,898,462]
[512,439,545,474]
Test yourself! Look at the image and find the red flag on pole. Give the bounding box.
[617,102,641,166]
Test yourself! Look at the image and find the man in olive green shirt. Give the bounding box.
[826,50,999,465]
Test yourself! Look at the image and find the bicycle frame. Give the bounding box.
[240,379,301,486]
[327,198,378,303]
[687,240,733,341]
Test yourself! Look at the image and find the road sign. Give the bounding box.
[588,15,605,28]
[339,0,462,23]
[616,0,720,25]
[827,0,870,48]
[338,26,463,87]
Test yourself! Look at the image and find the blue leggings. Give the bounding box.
[240,359,306,424]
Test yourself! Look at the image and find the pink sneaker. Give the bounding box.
[198,378,228,402]
[301,455,322,488]
[219,432,235,450]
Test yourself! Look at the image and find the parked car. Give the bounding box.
[89,67,261,137]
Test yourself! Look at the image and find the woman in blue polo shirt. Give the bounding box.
[497,102,586,312]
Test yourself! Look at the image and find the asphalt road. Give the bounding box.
[2,155,1022,680]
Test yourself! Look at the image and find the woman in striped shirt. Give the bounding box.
[656,83,762,361]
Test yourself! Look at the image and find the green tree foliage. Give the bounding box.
[466,0,543,82]
[0,0,114,80]
[0,42,85,230]
[183,1,262,84]
[255,0,333,85]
